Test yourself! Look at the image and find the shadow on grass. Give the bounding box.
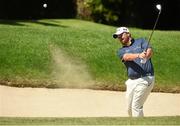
[0,19,68,27]
[0,20,25,26]
[29,20,68,27]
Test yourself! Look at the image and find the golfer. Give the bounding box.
[113,27,155,117]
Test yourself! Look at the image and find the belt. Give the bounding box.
[129,76,140,80]
[129,73,153,80]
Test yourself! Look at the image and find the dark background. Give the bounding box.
[133,0,180,30]
[0,0,76,19]
[0,0,179,30]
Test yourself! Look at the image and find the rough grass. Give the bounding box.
[0,19,180,92]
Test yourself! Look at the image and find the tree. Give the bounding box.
[76,0,180,30]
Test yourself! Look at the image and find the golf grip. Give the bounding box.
[140,10,161,64]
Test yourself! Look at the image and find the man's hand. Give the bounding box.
[139,48,153,59]
[138,51,147,59]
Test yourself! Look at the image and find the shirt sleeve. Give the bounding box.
[117,49,125,62]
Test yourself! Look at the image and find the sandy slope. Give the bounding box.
[0,85,180,117]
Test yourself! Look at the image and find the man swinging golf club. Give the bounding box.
[113,4,161,117]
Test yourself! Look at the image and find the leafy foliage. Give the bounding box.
[77,0,138,26]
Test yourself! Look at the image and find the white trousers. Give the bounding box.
[125,76,154,117]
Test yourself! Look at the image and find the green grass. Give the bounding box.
[0,117,180,125]
[0,19,180,92]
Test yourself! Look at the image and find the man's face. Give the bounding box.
[117,32,130,45]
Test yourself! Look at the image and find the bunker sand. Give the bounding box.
[0,85,180,117]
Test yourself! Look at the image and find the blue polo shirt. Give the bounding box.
[117,38,154,78]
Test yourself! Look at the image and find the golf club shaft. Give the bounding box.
[140,8,161,64]
[145,10,161,52]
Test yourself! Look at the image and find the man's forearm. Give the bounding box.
[123,53,139,61]
[122,48,153,61]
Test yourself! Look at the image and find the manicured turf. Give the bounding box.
[0,19,180,92]
[0,117,180,125]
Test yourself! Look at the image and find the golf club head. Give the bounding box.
[156,4,162,13]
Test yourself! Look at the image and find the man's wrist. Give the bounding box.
[137,53,140,58]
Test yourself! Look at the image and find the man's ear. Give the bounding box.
[127,33,131,37]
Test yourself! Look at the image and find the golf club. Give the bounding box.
[140,4,162,63]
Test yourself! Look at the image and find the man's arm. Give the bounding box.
[122,48,153,61]
[123,53,140,61]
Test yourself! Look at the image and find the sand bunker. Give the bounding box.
[0,85,180,117]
